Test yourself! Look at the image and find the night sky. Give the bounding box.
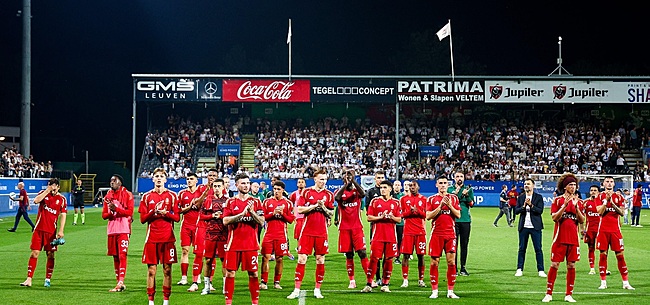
[1,0,648,165]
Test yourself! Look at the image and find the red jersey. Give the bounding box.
[299,188,335,238]
[400,193,427,235]
[199,195,228,242]
[367,197,401,243]
[139,189,180,243]
[178,186,204,229]
[596,192,623,233]
[223,196,264,251]
[633,188,643,207]
[34,191,67,234]
[18,189,30,208]
[426,194,460,237]
[290,189,306,220]
[582,198,601,233]
[507,190,518,207]
[262,197,295,240]
[336,188,364,230]
[550,197,582,245]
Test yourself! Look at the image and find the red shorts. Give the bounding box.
[298,235,329,255]
[30,230,57,252]
[193,227,206,255]
[428,234,456,257]
[583,230,597,247]
[401,234,427,255]
[142,242,178,265]
[180,225,197,247]
[551,243,580,262]
[224,250,259,272]
[338,229,366,253]
[293,218,305,240]
[596,231,624,252]
[107,233,130,256]
[204,240,226,259]
[261,238,289,256]
[370,241,398,259]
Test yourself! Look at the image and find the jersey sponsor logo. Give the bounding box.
[44,205,58,214]
[587,211,600,217]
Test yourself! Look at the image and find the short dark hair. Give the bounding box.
[380,180,392,188]
[208,168,219,173]
[273,181,286,189]
[214,178,224,185]
[234,173,249,182]
[48,178,60,186]
[186,172,198,179]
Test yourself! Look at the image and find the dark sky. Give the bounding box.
[1,0,648,165]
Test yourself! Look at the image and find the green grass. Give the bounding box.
[1,207,648,305]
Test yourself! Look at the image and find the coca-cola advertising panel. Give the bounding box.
[222,79,311,102]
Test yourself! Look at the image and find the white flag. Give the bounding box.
[436,22,451,41]
[287,21,292,44]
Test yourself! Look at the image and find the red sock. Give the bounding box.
[27,257,37,278]
[367,257,378,284]
[429,264,439,290]
[162,285,171,300]
[546,266,558,295]
[261,271,269,284]
[225,276,235,302]
[295,263,306,288]
[382,259,393,285]
[192,255,203,282]
[181,262,189,277]
[418,264,425,281]
[45,258,54,280]
[113,257,120,281]
[588,247,595,269]
[346,258,355,280]
[119,253,128,282]
[566,268,575,296]
[446,265,457,290]
[147,287,155,301]
[616,255,629,281]
[599,253,608,280]
[249,276,260,305]
[315,263,325,289]
[274,273,282,283]
[360,257,370,275]
[402,264,409,280]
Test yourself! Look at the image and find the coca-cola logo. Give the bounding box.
[237,81,295,100]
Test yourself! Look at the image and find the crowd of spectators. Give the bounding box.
[140,114,241,179]
[251,109,647,182]
[1,146,52,178]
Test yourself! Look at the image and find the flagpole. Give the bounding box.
[448,19,455,81]
[288,18,292,81]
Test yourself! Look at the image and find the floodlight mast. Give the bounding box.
[548,36,572,76]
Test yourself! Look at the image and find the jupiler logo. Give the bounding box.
[490,85,503,99]
[553,85,567,99]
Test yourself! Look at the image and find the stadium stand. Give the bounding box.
[1,146,52,178]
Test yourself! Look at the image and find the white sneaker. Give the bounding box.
[210,284,215,291]
[177,276,188,285]
[598,281,607,290]
[542,294,553,303]
[313,288,324,299]
[418,280,427,287]
[287,288,301,299]
[348,280,356,289]
[539,271,547,278]
[380,285,391,293]
[636,225,643,227]
[274,282,283,290]
[623,283,635,290]
[514,269,523,277]
[361,285,373,293]
[259,283,268,290]
[187,283,199,292]
[200,287,210,295]
[564,295,576,303]
[400,279,409,288]
[429,290,439,299]
[589,268,596,275]
[447,291,460,299]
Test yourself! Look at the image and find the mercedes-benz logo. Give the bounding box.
[205,82,218,95]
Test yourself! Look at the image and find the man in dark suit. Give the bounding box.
[514,178,547,277]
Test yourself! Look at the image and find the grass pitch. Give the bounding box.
[1,207,647,304]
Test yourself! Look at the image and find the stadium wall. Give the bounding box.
[0,178,72,214]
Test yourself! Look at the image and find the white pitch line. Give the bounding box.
[317,289,645,295]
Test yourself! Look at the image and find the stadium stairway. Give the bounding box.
[240,133,256,171]
[623,148,643,171]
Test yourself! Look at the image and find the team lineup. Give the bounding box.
[19,170,637,304]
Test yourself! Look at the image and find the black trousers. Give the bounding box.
[455,222,471,271]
